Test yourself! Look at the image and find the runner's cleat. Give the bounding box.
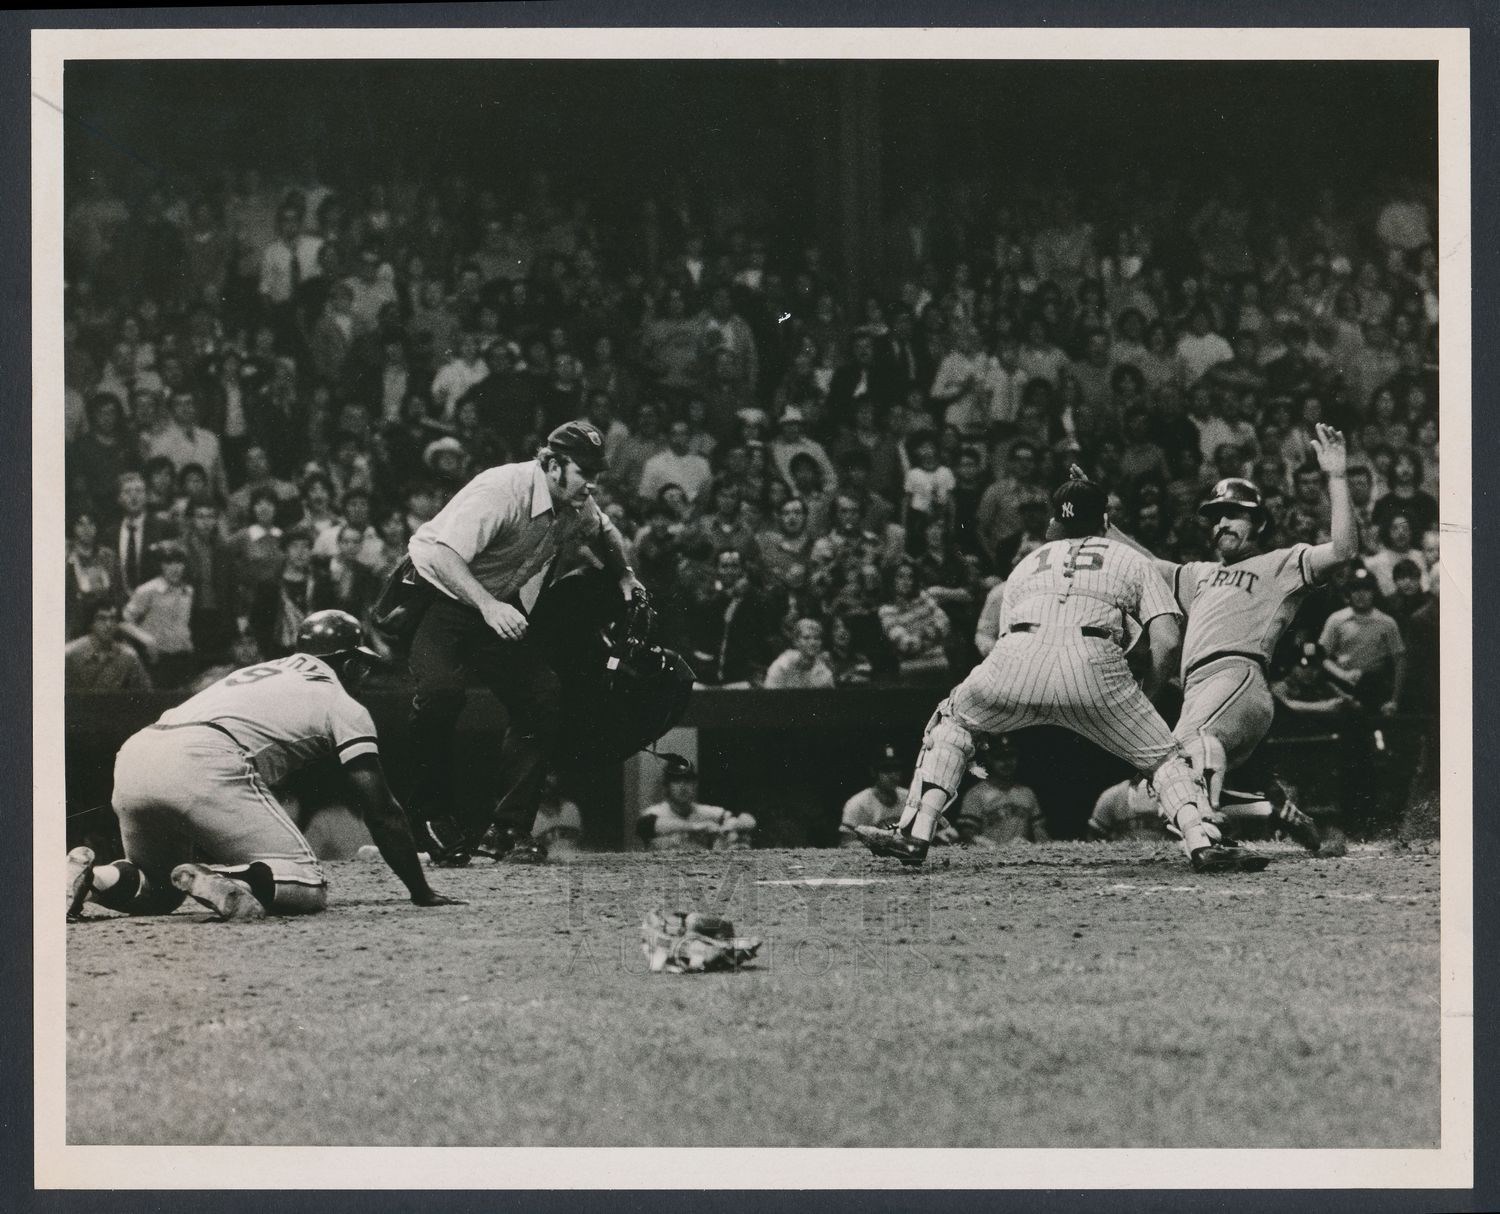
[854,824,930,866]
[1191,845,1271,874]
[171,863,267,920]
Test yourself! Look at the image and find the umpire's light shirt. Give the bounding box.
[409,460,609,605]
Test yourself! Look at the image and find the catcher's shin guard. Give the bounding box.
[898,702,974,839]
[1182,731,1228,810]
[1149,750,1215,856]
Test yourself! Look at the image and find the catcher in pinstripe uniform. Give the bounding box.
[856,470,1267,873]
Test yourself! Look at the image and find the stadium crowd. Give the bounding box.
[60,163,1440,810]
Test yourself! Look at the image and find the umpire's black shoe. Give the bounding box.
[1268,781,1323,853]
[854,824,930,867]
[422,816,473,867]
[1191,845,1270,874]
[477,825,549,865]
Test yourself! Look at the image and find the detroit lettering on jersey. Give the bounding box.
[1173,544,1316,668]
[1002,537,1180,644]
[155,653,379,787]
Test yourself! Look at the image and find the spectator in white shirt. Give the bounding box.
[929,325,991,437]
[1175,306,1235,385]
[764,617,836,689]
[142,390,225,501]
[638,419,713,505]
[431,331,488,421]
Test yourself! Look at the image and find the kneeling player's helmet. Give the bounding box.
[1199,478,1269,533]
[296,609,381,660]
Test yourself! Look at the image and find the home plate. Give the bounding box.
[756,877,884,887]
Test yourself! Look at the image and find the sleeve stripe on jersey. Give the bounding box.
[1298,546,1312,586]
[336,735,379,754]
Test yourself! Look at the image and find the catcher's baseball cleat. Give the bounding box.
[854,824,930,866]
[171,864,267,920]
[1190,845,1270,874]
[66,846,95,921]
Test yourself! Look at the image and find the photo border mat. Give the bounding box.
[24,17,1478,1198]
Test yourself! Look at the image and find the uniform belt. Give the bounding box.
[1185,651,1267,681]
[1010,623,1111,640]
[149,720,245,749]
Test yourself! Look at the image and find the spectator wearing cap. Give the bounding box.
[764,617,836,690]
[770,406,839,498]
[838,746,909,846]
[120,539,197,687]
[401,420,644,862]
[636,758,756,852]
[65,602,153,693]
[954,737,1046,846]
[1319,566,1406,718]
[639,418,713,506]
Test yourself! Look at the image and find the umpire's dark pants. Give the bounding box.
[406,594,562,840]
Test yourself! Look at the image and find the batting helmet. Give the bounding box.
[1199,478,1269,531]
[295,609,380,660]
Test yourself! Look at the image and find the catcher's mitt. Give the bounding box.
[640,910,762,974]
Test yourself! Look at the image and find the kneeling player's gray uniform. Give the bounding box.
[906,534,1215,852]
[112,652,379,904]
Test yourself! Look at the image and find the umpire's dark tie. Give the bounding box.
[124,518,140,591]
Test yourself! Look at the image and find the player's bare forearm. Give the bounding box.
[1307,424,1355,578]
[344,758,450,905]
[409,535,499,614]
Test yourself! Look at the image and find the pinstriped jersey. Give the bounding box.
[155,653,379,787]
[1172,544,1317,670]
[1001,537,1180,647]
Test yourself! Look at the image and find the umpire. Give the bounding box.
[393,420,645,864]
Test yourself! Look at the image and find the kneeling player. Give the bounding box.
[66,610,463,921]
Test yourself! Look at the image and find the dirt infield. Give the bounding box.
[65,841,1440,1148]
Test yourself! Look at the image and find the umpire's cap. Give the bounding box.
[295,609,381,661]
[1051,467,1109,538]
[547,420,607,476]
[662,755,699,782]
[1199,477,1268,529]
